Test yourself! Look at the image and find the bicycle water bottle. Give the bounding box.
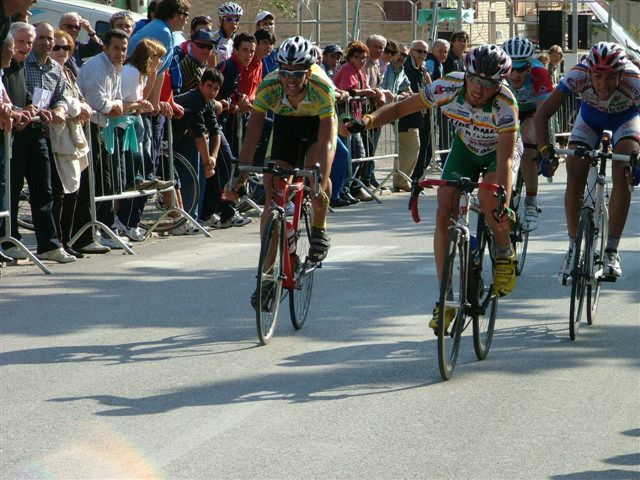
[470,235,480,267]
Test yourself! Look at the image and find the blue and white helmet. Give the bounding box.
[218,2,243,17]
[276,36,317,67]
[502,37,535,62]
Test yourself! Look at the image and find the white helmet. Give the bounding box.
[218,2,243,17]
[502,37,535,62]
[586,42,627,73]
[276,36,317,67]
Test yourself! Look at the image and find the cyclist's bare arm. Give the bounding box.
[307,115,337,191]
[534,89,567,149]
[362,93,428,129]
[495,131,517,206]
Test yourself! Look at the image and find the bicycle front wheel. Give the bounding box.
[289,200,315,330]
[437,228,466,381]
[256,210,285,345]
[570,211,591,340]
[587,205,607,325]
[471,224,497,360]
[17,187,34,231]
[510,172,528,276]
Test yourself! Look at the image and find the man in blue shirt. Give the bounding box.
[129,0,190,111]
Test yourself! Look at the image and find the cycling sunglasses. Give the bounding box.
[223,16,240,23]
[467,73,499,88]
[278,69,308,79]
[512,64,529,73]
[52,44,71,52]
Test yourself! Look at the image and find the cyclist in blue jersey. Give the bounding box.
[502,37,554,232]
[534,42,640,283]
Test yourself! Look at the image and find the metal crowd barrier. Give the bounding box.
[1,130,51,274]
[67,115,210,254]
[233,110,263,215]
[342,95,401,203]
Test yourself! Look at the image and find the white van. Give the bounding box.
[29,0,144,43]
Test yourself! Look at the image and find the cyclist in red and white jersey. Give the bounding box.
[534,42,640,282]
[347,45,520,331]
[503,37,553,231]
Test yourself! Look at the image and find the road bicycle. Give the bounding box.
[556,134,638,340]
[410,177,508,380]
[236,161,322,345]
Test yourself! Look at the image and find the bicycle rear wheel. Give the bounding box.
[471,223,497,360]
[570,211,591,340]
[587,205,607,325]
[437,228,466,381]
[17,187,34,231]
[139,151,199,232]
[256,210,285,345]
[289,199,314,329]
[510,172,528,276]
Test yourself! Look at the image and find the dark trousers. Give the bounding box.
[50,152,78,246]
[71,168,93,247]
[201,133,237,222]
[411,114,432,182]
[1,127,60,253]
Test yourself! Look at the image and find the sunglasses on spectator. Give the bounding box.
[177,9,189,16]
[467,73,499,88]
[513,64,529,73]
[397,52,408,58]
[63,24,81,31]
[193,42,213,50]
[412,48,427,54]
[223,16,240,22]
[384,48,397,55]
[278,69,308,79]
[52,44,71,52]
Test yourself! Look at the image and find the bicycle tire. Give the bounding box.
[510,172,528,276]
[472,221,497,360]
[256,210,285,345]
[17,187,34,231]
[139,151,199,232]
[289,199,314,329]
[437,228,465,381]
[587,204,607,325]
[570,211,591,340]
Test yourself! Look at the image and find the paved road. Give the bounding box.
[1,166,639,479]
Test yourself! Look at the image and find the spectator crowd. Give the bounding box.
[0,0,570,268]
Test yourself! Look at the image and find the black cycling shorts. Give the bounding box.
[271,113,320,168]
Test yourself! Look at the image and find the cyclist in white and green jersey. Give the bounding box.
[347,45,520,330]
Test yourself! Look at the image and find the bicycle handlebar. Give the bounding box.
[229,160,322,198]
[556,147,638,164]
[409,177,506,224]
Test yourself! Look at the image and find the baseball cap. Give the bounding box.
[255,10,274,24]
[191,29,214,43]
[323,44,343,55]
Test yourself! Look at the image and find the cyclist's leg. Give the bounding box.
[519,115,541,230]
[606,114,640,276]
[566,109,599,238]
[431,137,472,326]
[304,118,336,262]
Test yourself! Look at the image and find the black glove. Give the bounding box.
[342,116,366,134]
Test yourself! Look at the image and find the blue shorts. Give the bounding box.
[570,103,640,154]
